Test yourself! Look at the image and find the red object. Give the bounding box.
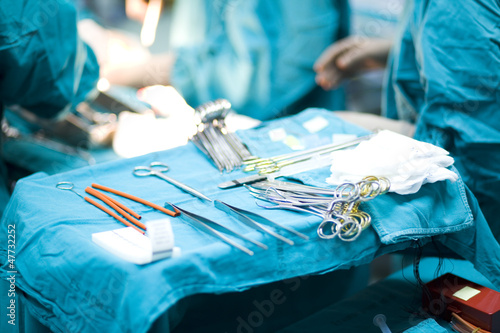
[423,273,500,331]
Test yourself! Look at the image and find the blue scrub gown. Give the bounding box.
[384,0,500,240]
[0,2,99,332]
[0,1,99,119]
[0,0,99,213]
[168,0,350,120]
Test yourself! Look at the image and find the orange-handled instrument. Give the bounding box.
[91,183,179,217]
[85,187,147,231]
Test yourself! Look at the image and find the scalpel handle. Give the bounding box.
[218,174,267,189]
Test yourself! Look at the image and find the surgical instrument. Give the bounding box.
[214,200,308,240]
[133,162,212,202]
[91,183,179,217]
[56,182,145,233]
[85,187,147,231]
[218,153,332,189]
[166,203,267,256]
[373,314,392,333]
[133,162,305,245]
[190,99,256,172]
[212,200,300,245]
[215,200,295,245]
[242,134,374,174]
[245,177,390,241]
[246,185,347,240]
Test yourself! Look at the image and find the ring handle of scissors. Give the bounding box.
[149,161,169,171]
[133,162,169,177]
[56,181,75,190]
[56,181,86,199]
[317,217,342,239]
[338,219,362,242]
[133,167,155,177]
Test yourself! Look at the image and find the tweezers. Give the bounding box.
[166,203,268,256]
[213,200,309,245]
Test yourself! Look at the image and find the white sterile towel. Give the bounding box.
[326,130,458,195]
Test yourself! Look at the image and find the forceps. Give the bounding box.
[245,179,385,242]
[247,186,345,240]
[213,200,308,244]
[133,162,212,202]
[133,162,306,245]
[166,203,267,256]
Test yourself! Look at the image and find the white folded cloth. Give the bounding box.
[326,130,458,195]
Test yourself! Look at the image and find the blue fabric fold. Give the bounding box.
[384,0,500,241]
[403,319,448,333]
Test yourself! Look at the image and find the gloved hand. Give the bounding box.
[314,36,393,90]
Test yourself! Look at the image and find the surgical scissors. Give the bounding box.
[133,162,306,245]
[133,162,212,202]
[245,177,389,242]
[57,181,85,199]
[247,186,345,240]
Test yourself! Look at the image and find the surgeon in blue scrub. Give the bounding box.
[167,0,350,120]
[314,0,500,240]
[0,1,99,216]
[0,3,98,332]
[94,0,350,120]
